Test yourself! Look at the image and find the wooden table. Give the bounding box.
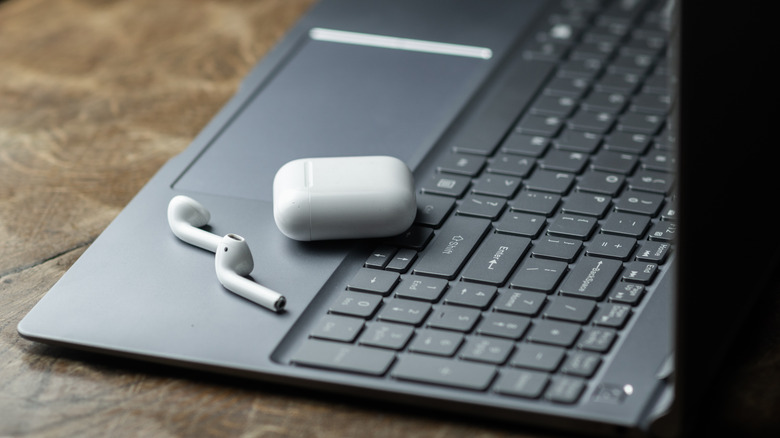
[1,1,779,436]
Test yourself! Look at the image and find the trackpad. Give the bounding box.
[173,29,488,201]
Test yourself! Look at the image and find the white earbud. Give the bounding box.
[216,234,286,312]
[167,195,286,312]
[167,195,221,252]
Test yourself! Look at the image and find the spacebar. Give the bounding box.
[413,216,490,279]
[451,57,555,155]
[391,354,496,391]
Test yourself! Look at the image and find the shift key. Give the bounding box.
[413,216,490,279]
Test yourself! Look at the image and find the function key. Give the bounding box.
[437,153,486,176]
[501,133,550,157]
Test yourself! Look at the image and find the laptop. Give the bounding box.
[17,0,778,435]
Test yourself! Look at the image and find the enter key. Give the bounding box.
[461,233,531,285]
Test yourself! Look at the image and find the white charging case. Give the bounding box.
[273,156,417,241]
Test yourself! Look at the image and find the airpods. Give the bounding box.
[216,234,286,312]
[167,195,221,252]
[167,195,286,312]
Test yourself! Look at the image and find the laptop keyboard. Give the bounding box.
[290,0,672,405]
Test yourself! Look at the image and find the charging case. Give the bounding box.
[273,156,416,241]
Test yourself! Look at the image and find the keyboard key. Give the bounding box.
[437,152,486,176]
[614,191,664,216]
[426,306,482,332]
[622,261,658,284]
[329,291,383,318]
[617,110,664,135]
[442,284,497,309]
[543,296,596,323]
[392,354,496,391]
[310,315,365,342]
[593,303,632,328]
[385,249,418,272]
[561,351,601,377]
[581,91,628,114]
[635,240,671,263]
[567,109,615,134]
[364,245,396,269]
[601,212,650,238]
[476,313,531,340]
[376,298,431,326]
[515,114,564,137]
[385,225,434,251]
[509,258,567,293]
[538,149,589,173]
[346,268,399,295]
[471,174,522,198]
[493,289,547,316]
[413,216,491,279]
[291,339,395,376]
[414,193,455,227]
[546,376,586,404]
[531,236,582,262]
[530,94,577,117]
[408,329,464,356]
[510,343,565,371]
[394,276,448,302]
[590,150,638,174]
[421,174,471,197]
[560,192,612,217]
[559,257,622,300]
[607,283,645,306]
[494,211,546,238]
[460,336,514,364]
[585,234,636,260]
[576,170,625,196]
[456,194,506,220]
[604,131,652,155]
[523,169,576,194]
[527,319,580,347]
[358,322,414,350]
[494,369,549,399]
[628,169,675,195]
[595,71,640,94]
[486,153,536,177]
[547,214,598,240]
[577,327,617,352]
[553,128,602,154]
[500,133,549,157]
[509,191,561,216]
[461,233,531,285]
[543,76,590,99]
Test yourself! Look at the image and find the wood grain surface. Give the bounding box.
[1,1,779,437]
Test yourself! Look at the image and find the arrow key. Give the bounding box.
[347,268,399,296]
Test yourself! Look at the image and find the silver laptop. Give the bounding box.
[18,0,778,436]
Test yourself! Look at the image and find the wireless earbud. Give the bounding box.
[167,195,221,252]
[216,234,286,312]
[167,195,286,312]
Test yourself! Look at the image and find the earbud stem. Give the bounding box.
[216,271,287,312]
